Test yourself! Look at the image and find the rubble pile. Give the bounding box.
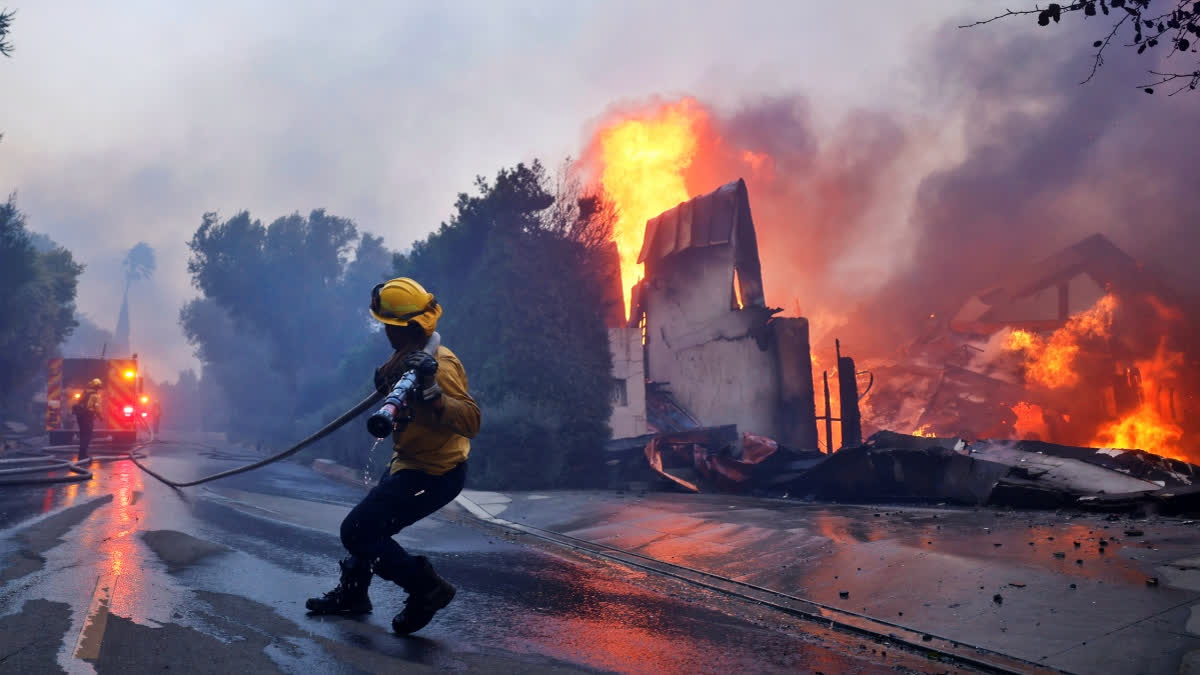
[789,431,1199,513]
[614,428,1200,516]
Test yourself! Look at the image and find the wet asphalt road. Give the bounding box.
[0,437,952,674]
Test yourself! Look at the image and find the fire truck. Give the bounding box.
[45,355,150,447]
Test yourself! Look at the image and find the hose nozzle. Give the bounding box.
[366,370,419,438]
[365,331,441,439]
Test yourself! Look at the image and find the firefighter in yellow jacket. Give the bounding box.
[307,278,480,635]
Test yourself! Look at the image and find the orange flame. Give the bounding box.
[595,100,706,319]
[1003,294,1116,389]
[1002,293,1189,460]
[1011,401,1049,440]
[1092,341,1186,460]
[912,424,934,437]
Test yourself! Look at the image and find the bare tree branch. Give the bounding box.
[1083,14,1130,83]
[958,7,1063,29]
[963,0,1200,94]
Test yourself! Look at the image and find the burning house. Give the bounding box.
[588,99,1197,501]
[607,179,819,451]
[863,233,1199,464]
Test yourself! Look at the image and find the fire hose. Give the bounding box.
[0,333,440,489]
[0,391,386,488]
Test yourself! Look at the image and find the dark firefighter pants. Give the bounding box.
[339,461,466,590]
[76,415,93,459]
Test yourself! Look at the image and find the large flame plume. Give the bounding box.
[585,97,801,321]
[593,100,706,319]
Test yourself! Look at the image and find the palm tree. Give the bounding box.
[114,242,155,355]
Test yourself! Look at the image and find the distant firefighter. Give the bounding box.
[73,379,102,461]
[151,399,162,436]
[306,277,480,635]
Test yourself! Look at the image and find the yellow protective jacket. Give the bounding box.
[83,390,101,415]
[378,345,480,475]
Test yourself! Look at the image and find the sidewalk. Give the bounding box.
[460,489,1200,674]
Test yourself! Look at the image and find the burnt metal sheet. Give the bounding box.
[787,440,1010,506]
[969,440,1163,496]
[675,196,694,252]
[993,440,1198,488]
[638,179,747,264]
[636,178,767,310]
[642,426,805,493]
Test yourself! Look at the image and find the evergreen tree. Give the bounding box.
[396,161,615,489]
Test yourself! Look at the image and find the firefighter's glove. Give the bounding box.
[373,366,390,394]
[402,351,442,403]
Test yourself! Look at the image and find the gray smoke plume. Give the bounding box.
[683,19,1200,357]
[869,21,1200,346]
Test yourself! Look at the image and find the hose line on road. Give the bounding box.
[0,390,383,489]
[0,452,95,484]
[0,442,150,486]
[130,390,383,488]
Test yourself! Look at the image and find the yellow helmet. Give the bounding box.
[89,378,102,388]
[369,277,442,336]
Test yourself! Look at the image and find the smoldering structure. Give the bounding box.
[603,179,1200,513]
[606,179,853,493]
[626,179,816,449]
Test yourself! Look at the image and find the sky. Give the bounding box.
[2,1,1189,381]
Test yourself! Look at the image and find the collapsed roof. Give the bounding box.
[952,233,1171,334]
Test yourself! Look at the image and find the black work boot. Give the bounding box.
[306,557,372,615]
[391,557,456,635]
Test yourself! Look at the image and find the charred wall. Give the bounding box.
[641,243,816,448]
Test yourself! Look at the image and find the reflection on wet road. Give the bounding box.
[0,438,941,673]
[486,491,1200,674]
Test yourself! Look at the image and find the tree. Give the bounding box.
[182,209,392,455]
[395,161,617,489]
[122,242,156,286]
[0,196,83,412]
[155,368,229,433]
[115,242,156,355]
[965,1,1200,94]
[0,9,13,58]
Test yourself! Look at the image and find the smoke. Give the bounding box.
[631,18,1200,359]
[712,100,912,327]
[868,21,1200,346]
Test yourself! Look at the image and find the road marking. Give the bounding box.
[454,494,507,523]
[74,572,118,661]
